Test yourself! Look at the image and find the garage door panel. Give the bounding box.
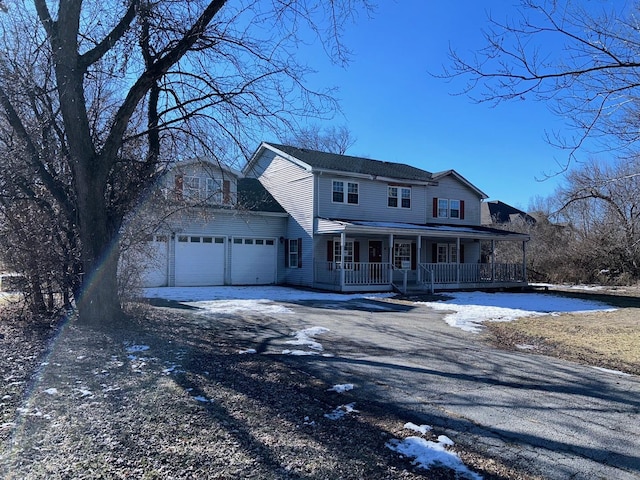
[231,238,276,285]
[175,235,225,286]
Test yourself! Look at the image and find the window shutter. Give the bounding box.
[223,179,231,204]
[432,197,438,218]
[354,241,360,263]
[460,244,465,263]
[175,175,184,200]
[284,239,289,268]
[411,242,417,270]
[460,200,465,220]
[432,244,437,263]
[297,238,303,268]
[327,241,334,261]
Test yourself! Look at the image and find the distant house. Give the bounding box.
[139,143,530,292]
[481,200,537,226]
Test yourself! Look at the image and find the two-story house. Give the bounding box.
[139,143,528,292]
[242,142,529,293]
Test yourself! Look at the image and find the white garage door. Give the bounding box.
[141,235,169,287]
[231,237,277,285]
[175,235,226,286]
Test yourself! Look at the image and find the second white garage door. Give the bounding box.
[231,237,277,285]
[175,235,226,286]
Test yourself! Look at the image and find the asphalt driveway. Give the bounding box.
[250,297,640,480]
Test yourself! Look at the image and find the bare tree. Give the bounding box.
[445,1,640,165]
[282,124,356,154]
[557,158,640,281]
[0,0,372,326]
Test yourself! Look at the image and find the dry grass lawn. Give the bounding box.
[484,287,640,375]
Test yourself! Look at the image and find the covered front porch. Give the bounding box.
[313,219,529,293]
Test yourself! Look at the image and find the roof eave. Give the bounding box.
[313,168,436,186]
[317,221,529,241]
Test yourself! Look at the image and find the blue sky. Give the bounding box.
[301,1,576,210]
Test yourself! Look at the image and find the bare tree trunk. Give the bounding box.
[74,169,123,326]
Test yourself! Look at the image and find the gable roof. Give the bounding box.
[251,142,436,183]
[432,169,488,199]
[481,200,536,225]
[237,178,286,213]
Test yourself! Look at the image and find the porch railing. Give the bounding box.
[419,263,525,284]
[315,261,525,287]
[314,262,390,285]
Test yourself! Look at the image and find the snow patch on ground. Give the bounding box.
[417,291,616,333]
[286,326,329,351]
[387,424,482,480]
[328,384,354,393]
[592,366,631,376]
[324,402,358,420]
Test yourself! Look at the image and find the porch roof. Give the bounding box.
[316,218,530,241]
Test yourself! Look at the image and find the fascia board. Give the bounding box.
[314,168,436,186]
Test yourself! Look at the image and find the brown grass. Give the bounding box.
[484,288,640,375]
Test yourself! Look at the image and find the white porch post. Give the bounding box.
[417,235,422,283]
[388,234,394,284]
[340,232,346,288]
[491,239,496,282]
[456,237,460,283]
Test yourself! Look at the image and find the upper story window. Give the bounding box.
[175,174,233,204]
[206,178,232,204]
[388,186,411,209]
[332,180,358,205]
[450,199,460,219]
[434,197,465,220]
[183,176,201,200]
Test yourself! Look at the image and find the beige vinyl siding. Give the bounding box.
[429,175,482,225]
[317,175,428,224]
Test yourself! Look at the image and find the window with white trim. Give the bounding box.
[206,177,221,203]
[388,186,411,209]
[332,180,358,204]
[437,198,449,218]
[288,239,299,268]
[388,187,398,207]
[437,243,458,263]
[333,239,354,269]
[205,177,232,204]
[393,241,412,269]
[183,176,201,200]
[401,187,411,208]
[435,198,465,219]
[450,199,460,219]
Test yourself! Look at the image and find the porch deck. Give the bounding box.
[314,261,527,293]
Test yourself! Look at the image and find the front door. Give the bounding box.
[368,241,383,283]
[369,241,382,263]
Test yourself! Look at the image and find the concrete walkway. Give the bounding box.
[264,298,640,480]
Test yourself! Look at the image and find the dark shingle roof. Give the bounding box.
[266,143,433,182]
[237,178,286,213]
[481,200,536,225]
